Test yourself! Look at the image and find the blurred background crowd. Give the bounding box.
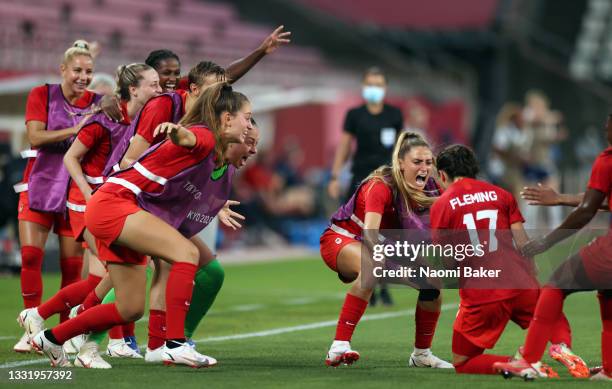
[0,0,611,270]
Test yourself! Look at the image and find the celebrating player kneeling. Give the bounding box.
[430,144,586,378]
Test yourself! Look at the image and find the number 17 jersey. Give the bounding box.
[430,177,537,306]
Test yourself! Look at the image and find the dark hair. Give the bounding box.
[188,61,226,87]
[115,63,153,101]
[436,144,479,179]
[145,49,180,70]
[363,66,386,82]
[180,82,249,164]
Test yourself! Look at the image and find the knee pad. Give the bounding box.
[21,246,44,269]
[418,289,440,301]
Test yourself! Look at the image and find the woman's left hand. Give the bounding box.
[218,200,245,230]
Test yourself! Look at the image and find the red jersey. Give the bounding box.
[134,90,188,145]
[101,125,215,197]
[430,177,534,306]
[334,179,400,238]
[22,85,96,184]
[587,146,612,210]
[177,76,189,91]
[68,102,130,205]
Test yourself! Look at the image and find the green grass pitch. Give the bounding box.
[0,255,606,388]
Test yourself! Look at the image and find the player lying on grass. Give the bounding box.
[320,131,452,368]
[430,144,586,377]
[493,114,612,381]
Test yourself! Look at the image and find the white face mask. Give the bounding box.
[362,86,385,104]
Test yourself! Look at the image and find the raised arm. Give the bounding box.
[153,123,196,148]
[521,183,608,210]
[225,25,291,84]
[522,188,606,256]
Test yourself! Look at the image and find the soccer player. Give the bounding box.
[31,82,251,368]
[430,144,585,377]
[320,131,452,368]
[493,115,612,381]
[19,63,162,369]
[13,40,102,353]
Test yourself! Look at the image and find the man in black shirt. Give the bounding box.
[327,67,403,306]
[328,67,403,198]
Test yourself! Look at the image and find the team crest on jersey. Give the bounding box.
[335,237,342,245]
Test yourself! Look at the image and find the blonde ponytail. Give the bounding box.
[364,131,437,213]
[63,40,92,64]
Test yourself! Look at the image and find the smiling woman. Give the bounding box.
[13,40,103,354]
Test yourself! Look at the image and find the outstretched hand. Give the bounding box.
[218,200,245,230]
[153,122,182,139]
[520,183,560,206]
[259,25,291,55]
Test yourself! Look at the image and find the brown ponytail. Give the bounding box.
[179,81,249,164]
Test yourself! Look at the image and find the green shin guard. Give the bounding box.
[184,259,225,339]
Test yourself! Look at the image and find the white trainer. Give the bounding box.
[408,348,453,368]
[31,331,72,368]
[63,339,78,354]
[17,308,44,340]
[75,341,112,369]
[591,371,612,381]
[144,346,164,363]
[13,332,31,353]
[106,338,143,359]
[162,342,217,368]
[325,340,360,367]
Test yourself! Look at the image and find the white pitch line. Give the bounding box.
[195,303,457,343]
[0,303,457,369]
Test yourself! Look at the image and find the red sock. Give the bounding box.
[109,325,124,340]
[455,354,512,374]
[60,256,83,288]
[165,262,197,340]
[38,274,102,320]
[148,310,166,350]
[523,287,565,363]
[415,305,441,349]
[59,256,83,322]
[550,313,572,347]
[598,292,612,375]
[20,246,44,308]
[78,289,102,314]
[51,303,124,344]
[122,322,135,337]
[334,294,368,341]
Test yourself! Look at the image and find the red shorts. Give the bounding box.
[320,228,358,272]
[68,208,86,242]
[580,234,612,288]
[17,191,73,237]
[85,190,146,265]
[452,288,539,352]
